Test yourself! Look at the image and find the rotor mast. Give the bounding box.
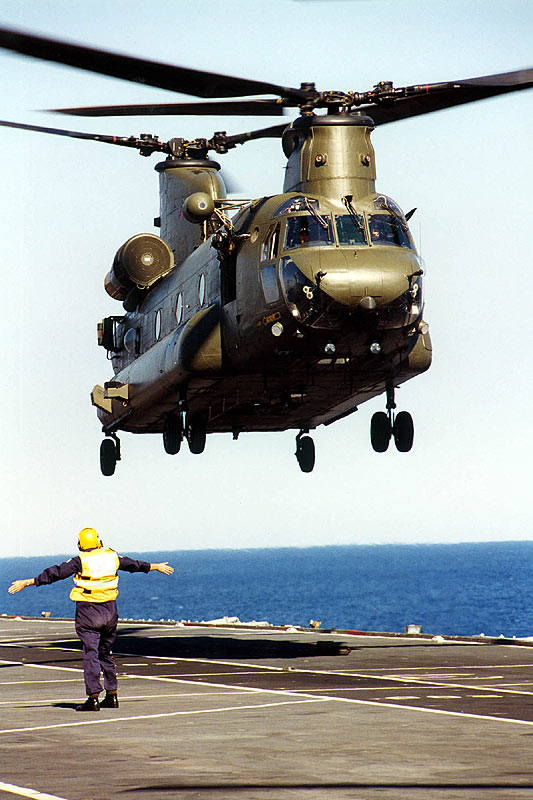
[283,113,377,200]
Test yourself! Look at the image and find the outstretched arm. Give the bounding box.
[149,562,174,575]
[8,579,35,594]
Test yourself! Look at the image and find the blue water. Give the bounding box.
[1,542,531,638]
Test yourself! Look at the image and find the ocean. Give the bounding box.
[1,541,531,639]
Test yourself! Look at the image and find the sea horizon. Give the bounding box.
[2,540,532,639]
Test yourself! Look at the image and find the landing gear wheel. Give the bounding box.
[295,435,315,473]
[370,412,391,452]
[163,413,182,455]
[100,438,117,476]
[187,415,206,454]
[393,411,414,452]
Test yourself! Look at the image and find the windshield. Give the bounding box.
[369,214,414,249]
[284,215,333,250]
[274,196,319,216]
[335,214,367,245]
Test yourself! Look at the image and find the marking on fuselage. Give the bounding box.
[261,311,281,326]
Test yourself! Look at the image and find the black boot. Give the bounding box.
[100,691,119,708]
[75,695,100,712]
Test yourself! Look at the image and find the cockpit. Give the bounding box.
[267,194,415,252]
[258,194,421,332]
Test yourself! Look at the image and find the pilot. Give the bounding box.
[8,527,174,712]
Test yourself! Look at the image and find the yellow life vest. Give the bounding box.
[70,547,120,603]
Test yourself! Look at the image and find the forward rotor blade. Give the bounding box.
[0,26,304,101]
[51,100,286,117]
[365,68,533,125]
[223,122,288,146]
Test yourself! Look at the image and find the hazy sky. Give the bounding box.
[0,0,531,557]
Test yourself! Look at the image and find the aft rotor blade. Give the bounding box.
[0,27,305,101]
[366,68,533,125]
[51,99,286,117]
[0,118,166,154]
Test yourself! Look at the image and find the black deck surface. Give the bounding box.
[1,617,532,799]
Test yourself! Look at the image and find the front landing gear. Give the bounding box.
[295,430,315,473]
[371,384,414,453]
[100,433,121,476]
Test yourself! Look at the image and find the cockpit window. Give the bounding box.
[335,214,367,245]
[369,214,414,249]
[373,195,404,216]
[260,222,281,262]
[274,196,319,216]
[284,214,333,250]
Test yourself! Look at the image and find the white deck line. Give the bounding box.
[2,652,533,729]
[0,782,69,800]
[0,698,326,734]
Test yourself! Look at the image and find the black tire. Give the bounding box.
[296,435,315,473]
[100,438,117,476]
[393,411,414,452]
[370,411,391,453]
[163,413,182,455]
[187,415,207,454]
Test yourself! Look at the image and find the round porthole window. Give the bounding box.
[176,293,183,323]
[198,274,206,306]
[155,309,162,340]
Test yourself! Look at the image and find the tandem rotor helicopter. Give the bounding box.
[1,28,532,475]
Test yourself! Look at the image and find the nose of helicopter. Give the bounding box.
[316,247,422,309]
[282,246,423,315]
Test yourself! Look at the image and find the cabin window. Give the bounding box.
[154,309,162,341]
[260,264,280,304]
[198,273,206,306]
[369,214,414,249]
[284,214,333,250]
[124,327,140,355]
[335,214,367,245]
[260,222,281,262]
[176,293,183,324]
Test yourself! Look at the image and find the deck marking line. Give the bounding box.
[384,696,420,700]
[426,695,462,699]
[0,781,69,800]
[0,691,253,706]
[120,672,533,727]
[0,680,79,686]
[0,660,81,675]
[113,651,533,698]
[328,663,533,672]
[0,698,327,734]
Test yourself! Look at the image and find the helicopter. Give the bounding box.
[1,28,531,476]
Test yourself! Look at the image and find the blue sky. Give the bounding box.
[0,0,531,556]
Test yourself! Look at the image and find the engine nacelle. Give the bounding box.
[104,233,174,301]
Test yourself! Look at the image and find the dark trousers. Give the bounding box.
[74,600,119,696]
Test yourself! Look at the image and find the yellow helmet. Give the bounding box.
[78,527,101,551]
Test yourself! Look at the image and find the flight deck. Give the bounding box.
[1,616,532,799]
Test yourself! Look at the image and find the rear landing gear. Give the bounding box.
[370,384,414,453]
[295,430,315,473]
[100,434,120,476]
[187,414,207,454]
[393,410,414,452]
[163,412,182,455]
